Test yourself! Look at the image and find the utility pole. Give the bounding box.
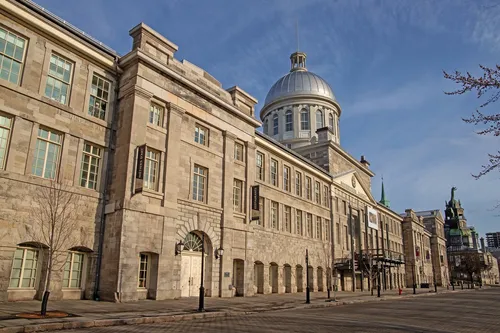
[306,249,310,304]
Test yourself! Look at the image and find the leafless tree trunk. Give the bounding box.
[25,180,83,316]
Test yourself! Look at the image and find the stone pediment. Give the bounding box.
[332,169,377,205]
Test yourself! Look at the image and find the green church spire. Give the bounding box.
[379,176,390,208]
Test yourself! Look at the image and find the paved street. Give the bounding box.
[55,288,499,333]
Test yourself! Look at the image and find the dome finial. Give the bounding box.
[290,51,307,72]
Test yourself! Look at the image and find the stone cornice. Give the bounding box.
[120,49,262,128]
[168,102,186,116]
[118,84,153,100]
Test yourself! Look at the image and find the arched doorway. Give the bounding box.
[296,265,303,292]
[180,232,210,297]
[233,259,244,296]
[254,261,264,294]
[284,264,292,293]
[269,263,279,293]
[317,267,324,292]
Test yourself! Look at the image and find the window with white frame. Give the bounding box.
[45,54,73,105]
[316,216,322,239]
[323,185,329,207]
[149,103,164,127]
[194,124,208,146]
[273,114,279,135]
[307,214,313,238]
[63,252,84,288]
[192,164,207,202]
[80,143,101,190]
[284,206,291,232]
[296,209,302,235]
[271,201,278,229]
[138,253,149,288]
[88,74,111,120]
[295,172,302,196]
[285,111,293,132]
[32,127,62,179]
[300,109,309,130]
[258,197,264,226]
[305,176,312,200]
[283,165,290,192]
[0,114,12,169]
[144,148,159,191]
[270,159,278,186]
[256,152,264,181]
[234,142,244,162]
[315,181,321,204]
[233,179,243,212]
[316,110,323,129]
[0,27,26,85]
[9,247,39,288]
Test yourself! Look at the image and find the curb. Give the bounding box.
[0,289,480,333]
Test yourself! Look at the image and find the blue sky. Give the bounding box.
[36,0,500,236]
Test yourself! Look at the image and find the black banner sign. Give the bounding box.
[251,186,259,210]
[136,145,146,180]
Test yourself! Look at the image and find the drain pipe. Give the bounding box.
[93,56,121,300]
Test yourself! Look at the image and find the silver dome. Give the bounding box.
[264,70,336,107]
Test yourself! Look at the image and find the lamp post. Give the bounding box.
[198,233,205,312]
[306,249,310,304]
[377,261,381,298]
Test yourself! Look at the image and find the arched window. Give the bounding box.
[300,109,309,130]
[285,111,293,132]
[329,114,334,131]
[184,232,203,252]
[264,118,269,134]
[273,114,279,135]
[316,110,323,129]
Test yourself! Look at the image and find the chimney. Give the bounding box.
[360,155,370,168]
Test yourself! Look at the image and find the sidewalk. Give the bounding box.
[0,287,478,333]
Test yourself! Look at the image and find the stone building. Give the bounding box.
[0,0,415,303]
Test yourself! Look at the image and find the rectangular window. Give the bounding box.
[316,216,322,239]
[149,103,164,127]
[283,166,290,192]
[306,176,312,200]
[335,197,339,212]
[270,159,278,186]
[194,124,208,146]
[32,127,62,179]
[9,248,39,288]
[296,209,302,235]
[80,143,101,190]
[192,165,207,202]
[325,220,330,241]
[336,222,340,244]
[88,74,111,120]
[233,179,243,212]
[144,148,159,191]
[284,206,291,232]
[345,225,349,250]
[138,253,149,288]
[45,54,73,105]
[63,252,84,288]
[323,185,329,207]
[234,142,244,161]
[0,27,26,85]
[0,114,12,169]
[258,197,264,226]
[307,214,313,238]
[271,201,278,229]
[256,152,264,181]
[343,200,347,215]
[315,181,321,204]
[295,172,302,196]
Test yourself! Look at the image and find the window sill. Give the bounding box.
[147,122,167,134]
[142,188,164,200]
[233,211,246,219]
[234,160,245,166]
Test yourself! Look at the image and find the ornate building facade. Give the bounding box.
[1,0,455,303]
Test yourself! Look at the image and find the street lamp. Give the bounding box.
[306,249,310,304]
[175,240,185,256]
[198,234,206,312]
[377,261,382,298]
[214,247,224,260]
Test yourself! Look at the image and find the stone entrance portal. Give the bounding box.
[180,232,208,297]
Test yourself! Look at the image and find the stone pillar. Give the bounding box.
[220,131,236,297]
[309,266,317,292]
[263,264,271,294]
[278,265,285,294]
[291,267,297,293]
[6,116,32,174]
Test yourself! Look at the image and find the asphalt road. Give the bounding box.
[59,288,500,333]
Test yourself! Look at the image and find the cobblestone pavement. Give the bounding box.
[56,288,499,333]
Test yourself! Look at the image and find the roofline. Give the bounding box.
[16,0,119,57]
[255,131,332,179]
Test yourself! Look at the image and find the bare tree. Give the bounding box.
[25,181,83,316]
[459,251,486,287]
[443,65,500,180]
